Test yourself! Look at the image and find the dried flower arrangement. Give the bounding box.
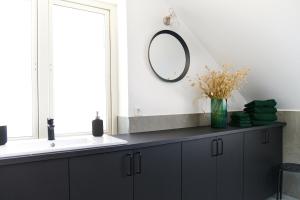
[191,65,249,99]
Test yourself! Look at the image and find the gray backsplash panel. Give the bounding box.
[278,111,300,199]
[117,112,236,134]
[118,113,210,134]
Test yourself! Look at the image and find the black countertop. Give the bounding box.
[0,123,286,166]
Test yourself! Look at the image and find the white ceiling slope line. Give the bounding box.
[166,0,300,109]
[174,15,248,111]
[162,0,247,110]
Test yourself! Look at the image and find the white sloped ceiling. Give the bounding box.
[166,0,300,109]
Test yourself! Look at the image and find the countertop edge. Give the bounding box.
[0,122,286,166]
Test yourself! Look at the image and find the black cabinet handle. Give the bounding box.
[262,130,269,144]
[211,139,218,157]
[134,152,142,175]
[217,139,223,156]
[266,130,271,144]
[126,153,133,176]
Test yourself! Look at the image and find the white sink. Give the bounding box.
[0,134,127,158]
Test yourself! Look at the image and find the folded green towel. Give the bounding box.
[231,111,249,117]
[230,121,252,128]
[231,111,250,118]
[245,99,277,108]
[252,120,275,126]
[250,113,277,121]
[231,116,251,121]
[231,118,251,123]
[244,107,277,113]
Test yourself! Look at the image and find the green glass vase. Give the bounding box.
[211,98,228,128]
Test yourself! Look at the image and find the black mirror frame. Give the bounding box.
[148,30,190,82]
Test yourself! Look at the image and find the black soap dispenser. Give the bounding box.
[92,112,103,137]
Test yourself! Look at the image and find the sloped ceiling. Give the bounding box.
[166,0,300,109]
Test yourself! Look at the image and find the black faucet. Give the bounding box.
[47,118,55,141]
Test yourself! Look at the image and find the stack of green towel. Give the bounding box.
[230,112,252,127]
[244,99,278,126]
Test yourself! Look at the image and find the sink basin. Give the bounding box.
[0,135,127,158]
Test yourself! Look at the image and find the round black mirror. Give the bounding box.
[148,30,190,82]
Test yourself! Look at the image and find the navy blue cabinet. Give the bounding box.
[217,133,243,200]
[69,150,133,200]
[182,133,243,200]
[134,143,181,200]
[244,127,282,200]
[0,159,69,200]
[182,137,217,200]
[69,143,181,200]
[0,125,283,200]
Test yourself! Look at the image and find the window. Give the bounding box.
[0,0,37,138]
[52,2,111,135]
[1,0,116,139]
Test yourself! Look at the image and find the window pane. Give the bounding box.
[52,5,108,135]
[0,0,34,138]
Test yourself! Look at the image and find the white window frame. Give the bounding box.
[32,0,39,140]
[7,0,39,140]
[36,0,118,138]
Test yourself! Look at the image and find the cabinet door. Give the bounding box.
[0,159,69,200]
[69,150,133,200]
[265,127,283,197]
[134,143,181,200]
[182,137,217,200]
[217,133,243,200]
[244,129,269,200]
[244,128,282,200]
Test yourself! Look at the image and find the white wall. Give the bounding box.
[167,0,300,110]
[125,0,246,117]
[116,0,129,116]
